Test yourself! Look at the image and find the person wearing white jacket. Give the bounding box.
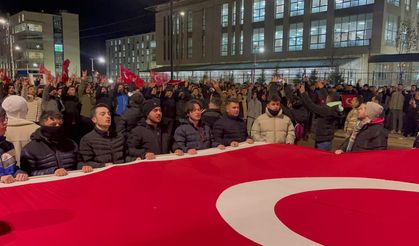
[2,95,40,166]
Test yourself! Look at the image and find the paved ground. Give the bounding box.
[297,130,415,151]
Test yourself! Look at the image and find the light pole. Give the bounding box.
[367,38,371,85]
[0,17,15,80]
[169,0,174,81]
[253,45,264,83]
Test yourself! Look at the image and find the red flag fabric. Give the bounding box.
[341,94,356,109]
[168,79,185,86]
[150,70,168,86]
[39,64,53,82]
[0,144,418,245]
[120,66,144,88]
[61,59,71,83]
[0,69,11,84]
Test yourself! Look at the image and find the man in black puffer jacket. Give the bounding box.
[20,111,92,177]
[299,82,342,151]
[79,104,125,168]
[127,99,172,161]
[213,98,254,147]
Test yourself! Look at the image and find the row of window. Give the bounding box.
[221,0,375,26]
[109,36,155,46]
[220,13,373,56]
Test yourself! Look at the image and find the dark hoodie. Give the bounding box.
[20,128,79,176]
[301,92,342,142]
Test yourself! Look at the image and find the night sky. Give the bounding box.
[0,0,165,74]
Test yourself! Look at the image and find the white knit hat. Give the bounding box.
[1,95,28,119]
[365,102,383,121]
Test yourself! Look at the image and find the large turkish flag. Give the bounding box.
[0,144,418,245]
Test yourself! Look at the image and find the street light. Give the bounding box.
[90,56,106,77]
[15,46,21,51]
[253,45,264,83]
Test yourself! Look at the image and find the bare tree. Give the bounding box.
[396,19,418,83]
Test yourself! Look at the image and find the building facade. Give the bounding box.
[0,10,80,78]
[153,0,419,85]
[106,32,157,80]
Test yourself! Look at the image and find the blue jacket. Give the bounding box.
[115,93,128,116]
[0,136,19,177]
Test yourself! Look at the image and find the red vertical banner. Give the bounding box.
[62,59,71,83]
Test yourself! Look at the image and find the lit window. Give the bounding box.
[187,11,193,32]
[274,26,283,52]
[221,33,229,56]
[386,0,400,6]
[275,0,285,19]
[228,1,235,26]
[289,23,304,51]
[253,0,265,22]
[290,0,304,16]
[231,34,236,55]
[240,0,244,24]
[336,0,374,9]
[252,28,264,53]
[385,14,398,46]
[240,31,244,55]
[334,13,373,47]
[310,19,327,49]
[187,37,193,58]
[312,0,328,12]
[405,0,410,11]
[221,3,229,27]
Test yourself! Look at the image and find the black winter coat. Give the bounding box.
[213,115,248,146]
[127,121,171,161]
[340,121,388,152]
[301,92,341,142]
[116,105,144,134]
[201,109,223,130]
[20,129,79,176]
[79,127,125,168]
[173,119,219,152]
[62,95,81,125]
[162,97,177,119]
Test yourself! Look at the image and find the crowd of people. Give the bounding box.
[0,71,417,184]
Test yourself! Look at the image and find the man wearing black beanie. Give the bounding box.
[127,99,172,161]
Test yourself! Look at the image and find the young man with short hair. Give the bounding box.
[79,104,125,168]
[213,98,254,147]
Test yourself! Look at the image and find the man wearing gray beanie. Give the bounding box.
[336,102,388,154]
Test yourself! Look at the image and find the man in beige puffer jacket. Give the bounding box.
[251,94,295,144]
